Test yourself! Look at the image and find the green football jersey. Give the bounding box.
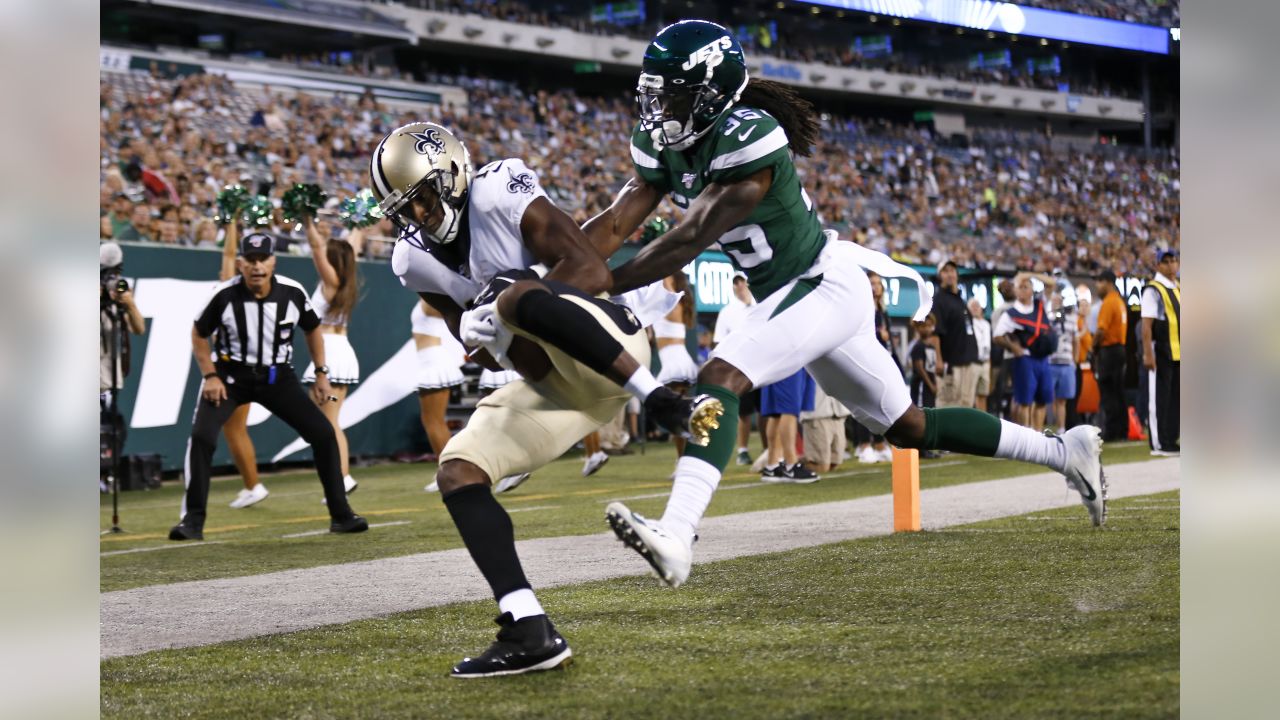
[630,106,825,299]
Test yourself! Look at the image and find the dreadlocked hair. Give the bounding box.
[737,78,820,157]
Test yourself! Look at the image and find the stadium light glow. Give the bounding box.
[793,0,1169,54]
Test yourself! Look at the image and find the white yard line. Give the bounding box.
[101,458,1180,659]
[281,521,412,539]
[100,541,228,557]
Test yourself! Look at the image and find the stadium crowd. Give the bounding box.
[99,68,1178,278]
[390,0,1152,98]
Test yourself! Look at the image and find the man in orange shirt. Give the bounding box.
[1094,270,1128,441]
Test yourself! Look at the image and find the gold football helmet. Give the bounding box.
[369,121,473,245]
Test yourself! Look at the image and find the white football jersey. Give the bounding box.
[390,156,678,327]
[467,158,545,286]
[391,157,544,303]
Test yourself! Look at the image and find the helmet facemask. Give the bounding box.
[380,161,466,248]
[637,75,729,151]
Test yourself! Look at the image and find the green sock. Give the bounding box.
[921,407,1001,456]
[683,384,741,471]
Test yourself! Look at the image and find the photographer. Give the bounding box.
[100,242,144,396]
[100,242,144,493]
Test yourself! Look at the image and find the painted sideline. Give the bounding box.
[100,458,1179,658]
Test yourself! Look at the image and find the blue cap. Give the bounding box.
[1156,248,1178,263]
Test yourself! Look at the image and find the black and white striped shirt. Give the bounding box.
[193,274,320,367]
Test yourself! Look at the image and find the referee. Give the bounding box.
[1141,249,1181,456]
[170,233,367,540]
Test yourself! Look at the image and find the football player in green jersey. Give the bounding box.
[585,20,1109,588]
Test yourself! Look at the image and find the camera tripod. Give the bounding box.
[103,300,126,535]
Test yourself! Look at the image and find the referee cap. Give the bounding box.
[240,233,276,258]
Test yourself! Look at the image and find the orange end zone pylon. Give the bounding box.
[892,447,921,532]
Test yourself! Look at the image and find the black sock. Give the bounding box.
[512,288,624,375]
[442,484,530,601]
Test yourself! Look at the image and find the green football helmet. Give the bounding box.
[637,20,748,151]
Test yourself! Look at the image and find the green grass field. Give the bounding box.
[101,489,1179,719]
[100,441,1157,592]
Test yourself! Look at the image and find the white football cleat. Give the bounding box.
[494,473,532,494]
[582,451,609,478]
[424,478,439,493]
[229,484,269,509]
[605,502,692,588]
[1062,425,1107,526]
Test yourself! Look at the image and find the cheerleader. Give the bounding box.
[300,216,360,495]
[411,299,466,467]
[653,272,699,456]
[219,219,268,509]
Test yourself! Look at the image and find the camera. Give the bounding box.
[101,271,129,302]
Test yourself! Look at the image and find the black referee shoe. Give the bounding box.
[451,613,573,679]
[168,522,203,541]
[329,514,369,534]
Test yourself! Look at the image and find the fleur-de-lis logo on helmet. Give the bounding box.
[408,129,446,156]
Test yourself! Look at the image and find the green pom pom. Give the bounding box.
[282,183,327,224]
[641,216,670,243]
[214,185,250,225]
[337,188,386,230]
[241,195,273,227]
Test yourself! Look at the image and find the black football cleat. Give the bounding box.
[451,613,573,679]
[643,387,723,447]
[168,522,204,541]
[330,514,369,534]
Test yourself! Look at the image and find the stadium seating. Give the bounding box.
[99,64,1178,277]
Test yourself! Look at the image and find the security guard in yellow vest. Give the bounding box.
[1141,249,1180,455]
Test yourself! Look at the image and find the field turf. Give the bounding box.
[101,489,1179,719]
[100,441,1157,592]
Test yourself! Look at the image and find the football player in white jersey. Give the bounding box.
[370,122,722,678]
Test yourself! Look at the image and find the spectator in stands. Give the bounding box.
[1094,269,1129,441]
[801,384,850,474]
[1047,291,1081,435]
[853,272,894,464]
[114,202,155,242]
[993,273,1058,429]
[987,279,1016,417]
[968,298,992,415]
[759,370,819,483]
[106,193,134,238]
[932,259,980,410]
[909,314,940,410]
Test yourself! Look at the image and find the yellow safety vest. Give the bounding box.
[1147,281,1181,361]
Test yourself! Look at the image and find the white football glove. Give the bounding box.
[459,304,516,370]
